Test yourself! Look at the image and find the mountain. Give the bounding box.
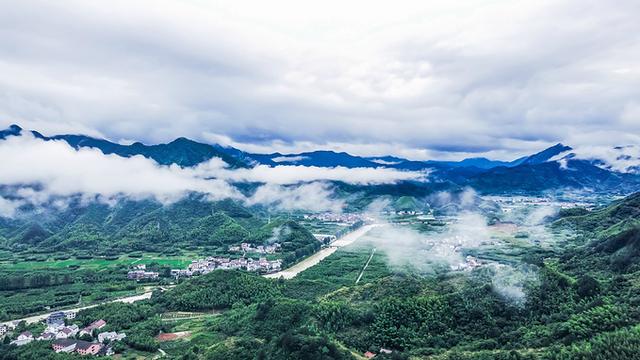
[554,191,640,271]
[549,144,640,175]
[555,192,640,237]
[468,157,640,193]
[464,142,640,194]
[520,143,572,165]
[0,124,250,168]
[249,150,380,168]
[0,124,23,139]
[442,157,524,169]
[1,195,317,258]
[54,134,251,168]
[3,124,640,194]
[251,151,527,170]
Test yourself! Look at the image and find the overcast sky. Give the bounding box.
[1,0,639,160]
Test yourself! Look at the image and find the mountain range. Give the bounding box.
[2,124,639,194]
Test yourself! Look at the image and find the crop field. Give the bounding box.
[0,252,198,271]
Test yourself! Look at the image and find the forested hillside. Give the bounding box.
[0,196,317,258]
[6,193,640,359]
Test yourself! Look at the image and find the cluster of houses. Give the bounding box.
[2,311,126,357]
[52,339,105,356]
[127,264,160,280]
[170,256,283,278]
[228,242,281,254]
[451,255,483,271]
[49,318,125,356]
[303,212,365,224]
[49,319,125,356]
[485,195,595,213]
[312,233,337,243]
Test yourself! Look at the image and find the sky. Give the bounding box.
[0,0,639,161]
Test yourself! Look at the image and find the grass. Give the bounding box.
[281,242,393,300]
[0,252,196,271]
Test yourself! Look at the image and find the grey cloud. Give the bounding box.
[0,0,638,158]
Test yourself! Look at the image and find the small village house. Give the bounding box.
[97,331,126,343]
[47,311,66,327]
[52,339,77,353]
[10,331,34,346]
[79,319,106,337]
[76,341,103,356]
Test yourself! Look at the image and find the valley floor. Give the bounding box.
[265,223,382,279]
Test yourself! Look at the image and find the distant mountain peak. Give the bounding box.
[8,124,22,132]
[0,123,24,139]
[521,143,573,165]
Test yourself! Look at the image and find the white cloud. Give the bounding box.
[369,159,401,166]
[246,182,344,213]
[0,0,638,158]
[0,134,423,214]
[0,197,23,218]
[271,155,309,163]
[195,163,426,185]
[0,134,241,204]
[571,145,640,173]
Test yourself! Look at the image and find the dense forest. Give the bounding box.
[0,196,318,260]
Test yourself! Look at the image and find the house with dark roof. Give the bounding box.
[79,319,107,337]
[37,332,56,341]
[52,339,77,353]
[76,341,103,356]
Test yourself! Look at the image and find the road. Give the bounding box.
[264,223,381,280]
[2,291,153,326]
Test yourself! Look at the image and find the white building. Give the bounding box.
[56,325,79,339]
[11,331,34,346]
[97,331,126,343]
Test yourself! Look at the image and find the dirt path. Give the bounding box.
[264,224,381,280]
[355,248,376,284]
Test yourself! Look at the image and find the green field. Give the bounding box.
[0,252,196,271]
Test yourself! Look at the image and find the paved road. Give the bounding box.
[264,223,381,280]
[2,291,153,326]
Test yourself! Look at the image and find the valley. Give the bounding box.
[1,125,640,360]
[2,1,639,358]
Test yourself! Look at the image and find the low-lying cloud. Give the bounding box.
[0,134,423,214]
[551,145,640,174]
[201,163,426,185]
[245,182,345,213]
[0,134,240,204]
[361,194,542,304]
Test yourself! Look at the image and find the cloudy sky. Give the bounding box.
[1,0,639,160]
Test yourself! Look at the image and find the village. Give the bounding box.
[174,254,283,278]
[127,242,285,281]
[1,310,125,356]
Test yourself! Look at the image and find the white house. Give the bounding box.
[56,325,79,339]
[10,331,34,346]
[97,331,126,343]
